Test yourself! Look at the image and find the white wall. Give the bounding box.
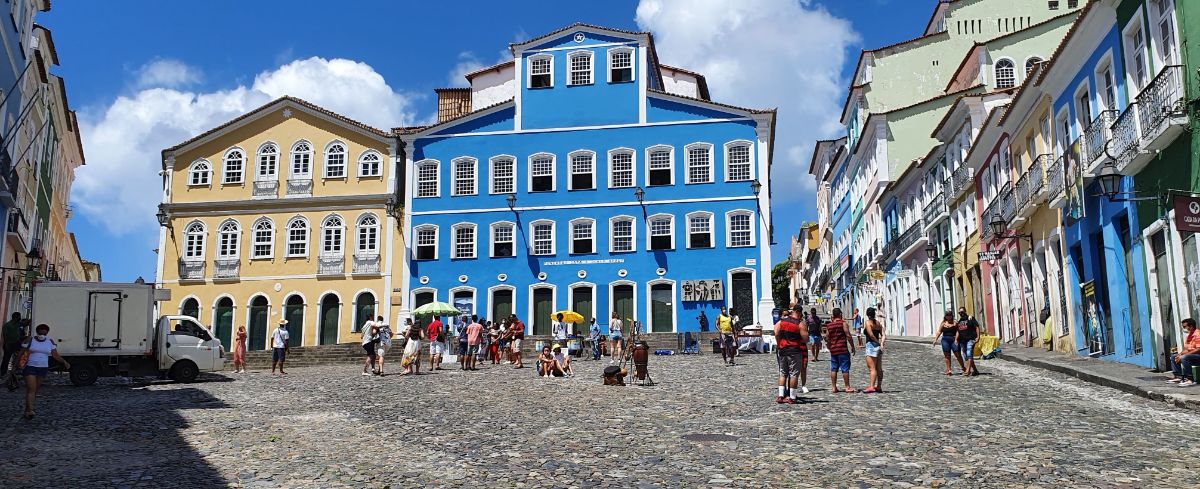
[471,65,517,109]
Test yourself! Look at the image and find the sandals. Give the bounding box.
[831,387,841,393]
[843,387,857,393]
[861,387,878,393]
[945,370,952,376]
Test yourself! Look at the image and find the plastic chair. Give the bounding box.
[683,332,700,354]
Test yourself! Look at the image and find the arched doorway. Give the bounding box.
[319,294,340,345]
[284,295,304,348]
[355,292,376,333]
[213,297,234,351]
[532,287,553,335]
[248,296,269,351]
[612,284,634,327]
[491,288,514,324]
[650,283,673,332]
[571,286,593,326]
[180,298,200,320]
[731,272,754,329]
[413,290,434,329]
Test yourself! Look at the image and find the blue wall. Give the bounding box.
[520,33,643,130]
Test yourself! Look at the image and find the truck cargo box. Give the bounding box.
[32,282,160,357]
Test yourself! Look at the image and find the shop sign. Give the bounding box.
[977,250,1002,261]
[894,270,915,278]
[1173,195,1200,233]
[681,279,724,302]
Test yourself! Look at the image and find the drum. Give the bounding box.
[632,341,649,380]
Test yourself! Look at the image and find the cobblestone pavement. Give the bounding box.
[1,341,1197,488]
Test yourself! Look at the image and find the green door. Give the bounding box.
[571,287,593,326]
[284,296,304,348]
[613,284,634,329]
[533,288,553,336]
[355,292,376,333]
[491,289,513,324]
[320,295,340,345]
[181,298,200,320]
[732,273,754,329]
[414,291,434,329]
[651,283,673,332]
[214,298,234,351]
[248,297,269,351]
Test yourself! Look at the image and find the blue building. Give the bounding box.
[398,24,776,336]
[0,1,47,270]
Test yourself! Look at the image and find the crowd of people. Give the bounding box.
[771,306,886,403]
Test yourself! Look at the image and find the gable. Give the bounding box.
[431,105,516,136]
[527,30,639,52]
[647,96,748,123]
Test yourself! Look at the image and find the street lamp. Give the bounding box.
[988,212,1006,237]
[634,186,645,204]
[750,179,762,197]
[506,193,517,211]
[1096,161,1121,200]
[924,243,937,257]
[385,195,402,219]
[25,247,42,272]
[155,203,171,228]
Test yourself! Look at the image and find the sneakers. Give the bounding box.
[775,396,787,404]
[1179,380,1196,387]
[800,386,810,394]
[361,372,370,376]
[1167,378,1183,383]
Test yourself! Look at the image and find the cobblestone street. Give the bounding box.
[1,341,1196,488]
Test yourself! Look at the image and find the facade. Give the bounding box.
[399,24,776,335]
[155,97,403,350]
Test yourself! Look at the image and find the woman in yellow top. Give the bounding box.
[716,307,735,366]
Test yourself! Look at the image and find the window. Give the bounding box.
[1048,1,1059,10]
[725,141,753,182]
[183,222,205,260]
[531,221,555,256]
[727,211,754,248]
[322,215,343,255]
[217,220,240,258]
[222,148,244,184]
[687,212,713,248]
[416,160,439,197]
[490,156,516,194]
[648,215,674,251]
[1152,0,1178,65]
[251,218,274,259]
[358,150,382,177]
[570,219,594,254]
[528,54,552,88]
[610,216,635,253]
[529,153,555,192]
[256,143,278,180]
[647,146,673,186]
[568,51,593,86]
[608,149,635,188]
[415,225,437,260]
[188,160,211,186]
[324,142,346,178]
[569,150,594,190]
[608,47,633,83]
[1025,57,1043,76]
[286,218,309,257]
[291,141,312,178]
[994,59,1016,89]
[685,143,713,184]
[1099,64,1116,111]
[452,223,476,259]
[491,222,515,257]
[1076,88,1091,130]
[1125,22,1149,91]
[356,214,378,254]
[452,157,477,196]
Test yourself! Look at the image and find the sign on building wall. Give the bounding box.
[977,250,1002,262]
[1173,195,1200,233]
[681,279,724,302]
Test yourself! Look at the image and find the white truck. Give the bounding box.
[31,281,225,386]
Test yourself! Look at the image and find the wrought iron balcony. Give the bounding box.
[317,253,345,275]
[352,253,381,274]
[893,219,926,260]
[1136,65,1185,144]
[178,259,205,281]
[922,191,947,229]
[253,180,278,198]
[1045,154,1065,204]
[213,259,239,280]
[1014,154,1050,217]
[1109,102,1140,169]
[999,183,1017,225]
[980,183,1013,242]
[1082,110,1116,173]
[947,164,974,200]
[286,178,313,196]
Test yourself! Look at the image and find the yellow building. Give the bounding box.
[155,97,404,350]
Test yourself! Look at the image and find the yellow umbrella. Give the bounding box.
[551,310,585,323]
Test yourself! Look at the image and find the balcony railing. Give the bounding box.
[213,259,239,279]
[1014,155,1049,216]
[352,253,381,274]
[1136,65,1185,142]
[1109,103,1140,168]
[1046,154,1065,201]
[893,219,926,260]
[999,182,1017,224]
[286,178,313,196]
[1082,110,1116,171]
[317,253,345,275]
[947,165,974,200]
[980,183,1013,242]
[253,180,278,198]
[178,259,205,280]
[922,191,947,228]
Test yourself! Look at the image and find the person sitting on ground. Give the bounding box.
[552,344,572,376]
[1169,318,1200,387]
[537,345,563,378]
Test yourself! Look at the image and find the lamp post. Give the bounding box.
[1094,161,1159,203]
[506,193,517,211]
[385,195,402,220]
[750,179,774,245]
[155,203,171,228]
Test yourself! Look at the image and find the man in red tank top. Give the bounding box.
[773,306,809,404]
[824,308,857,393]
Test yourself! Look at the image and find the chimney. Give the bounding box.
[435,88,472,123]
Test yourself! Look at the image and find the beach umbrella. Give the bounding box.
[412,301,461,317]
[551,310,585,323]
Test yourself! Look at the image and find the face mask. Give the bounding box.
[35,334,46,341]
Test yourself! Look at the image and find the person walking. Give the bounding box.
[933,311,965,376]
[850,308,864,348]
[466,315,483,371]
[588,318,601,360]
[773,306,808,403]
[232,325,248,374]
[270,320,290,376]
[427,315,445,370]
[361,322,379,376]
[2,312,23,376]
[20,323,69,420]
[862,307,885,393]
[608,312,624,364]
[806,308,824,362]
[956,308,981,376]
[400,318,422,376]
[825,308,856,393]
[509,315,525,368]
[375,317,393,376]
[716,307,736,366]
[697,311,709,333]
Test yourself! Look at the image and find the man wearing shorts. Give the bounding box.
[956,308,980,376]
[717,307,736,366]
[271,320,290,376]
[806,308,823,361]
[773,306,809,403]
[508,315,525,368]
[465,315,483,371]
[825,308,856,393]
[427,316,445,370]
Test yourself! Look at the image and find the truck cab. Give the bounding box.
[157,315,224,382]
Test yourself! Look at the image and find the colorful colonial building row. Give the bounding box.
[155,23,777,349]
[798,0,1196,371]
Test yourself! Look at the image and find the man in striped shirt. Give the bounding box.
[773,306,809,404]
[825,308,856,393]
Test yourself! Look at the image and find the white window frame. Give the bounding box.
[569,218,596,255]
[646,213,675,251]
[723,140,754,182]
[993,58,1017,89]
[256,142,278,181]
[567,149,596,191]
[607,148,636,189]
[686,211,715,249]
[1024,56,1043,76]
[1122,14,1150,93]
[451,222,477,259]
[415,159,440,198]
[216,219,241,259]
[187,159,211,187]
[222,147,245,185]
[489,155,517,194]
[527,53,554,89]
[414,224,439,261]
[645,145,674,186]
[567,50,594,86]
[684,142,714,184]
[321,215,344,256]
[489,221,516,258]
[183,221,206,260]
[726,210,755,248]
[323,141,347,179]
[606,46,635,83]
[356,213,379,254]
[290,140,313,179]
[1093,53,1117,112]
[530,219,556,256]
[528,152,556,192]
[1147,0,1180,68]
[452,157,478,196]
[1073,82,1092,134]
[609,215,636,253]
[250,217,274,259]
[358,150,383,178]
[285,217,309,258]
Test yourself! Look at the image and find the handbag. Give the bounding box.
[5,371,18,391]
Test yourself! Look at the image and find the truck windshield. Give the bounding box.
[172,319,213,341]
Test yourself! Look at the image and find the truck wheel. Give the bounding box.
[69,363,98,387]
[170,360,200,383]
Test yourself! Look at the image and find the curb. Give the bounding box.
[996,352,1200,412]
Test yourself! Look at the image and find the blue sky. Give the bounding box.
[39,0,934,281]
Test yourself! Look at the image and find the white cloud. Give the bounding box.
[446,52,486,88]
[636,0,858,200]
[135,58,202,88]
[73,57,418,236]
